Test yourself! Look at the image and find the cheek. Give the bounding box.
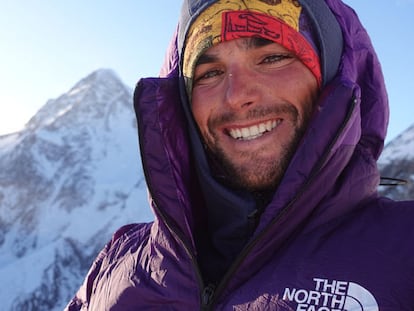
[191,93,213,137]
[297,77,318,117]
[191,107,216,147]
[191,86,222,131]
[276,68,318,114]
[191,100,205,128]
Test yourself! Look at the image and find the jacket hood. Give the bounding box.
[134,0,388,286]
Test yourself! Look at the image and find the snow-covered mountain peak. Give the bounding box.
[379,123,414,167]
[68,68,127,96]
[26,68,133,131]
[378,123,414,201]
[0,69,151,310]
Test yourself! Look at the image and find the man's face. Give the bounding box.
[191,37,318,192]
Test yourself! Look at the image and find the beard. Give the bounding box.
[203,103,310,193]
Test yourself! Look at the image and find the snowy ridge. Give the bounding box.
[378,123,414,167]
[378,123,414,200]
[0,69,152,311]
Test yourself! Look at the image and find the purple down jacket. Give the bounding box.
[65,0,414,310]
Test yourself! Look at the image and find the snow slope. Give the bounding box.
[378,124,414,200]
[0,69,153,311]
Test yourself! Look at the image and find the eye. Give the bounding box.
[194,68,224,85]
[261,53,293,65]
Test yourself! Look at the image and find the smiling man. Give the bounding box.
[191,37,318,191]
[66,1,414,310]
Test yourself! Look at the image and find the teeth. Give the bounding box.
[229,120,280,141]
[259,123,266,133]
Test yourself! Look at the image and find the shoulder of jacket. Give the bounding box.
[111,222,152,243]
[107,222,153,253]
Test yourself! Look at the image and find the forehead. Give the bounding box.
[196,37,287,65]
[233,37,278,49]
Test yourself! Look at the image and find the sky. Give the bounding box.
[1,0,413,144]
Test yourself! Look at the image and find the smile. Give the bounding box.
[228,120,281,141]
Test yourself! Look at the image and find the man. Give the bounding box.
[66,0,414,310]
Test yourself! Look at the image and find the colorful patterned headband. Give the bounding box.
[182,0,322,92]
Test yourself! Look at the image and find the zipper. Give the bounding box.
[137,80,216,310]
[152,200,223,311]
[201,283,216,310]
[150,201,207,309]
[135,82,207,309]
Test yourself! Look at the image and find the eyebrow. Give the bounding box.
[195,53,218,66]
[246,37,275,48]
[195,37,275,67]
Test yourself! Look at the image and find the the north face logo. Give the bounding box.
[283,278,379,311]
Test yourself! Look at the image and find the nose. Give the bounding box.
[224,66,259,110]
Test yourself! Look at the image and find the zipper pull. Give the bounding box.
[202,283,216,307]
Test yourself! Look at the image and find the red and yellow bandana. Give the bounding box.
[183,0,322,89]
